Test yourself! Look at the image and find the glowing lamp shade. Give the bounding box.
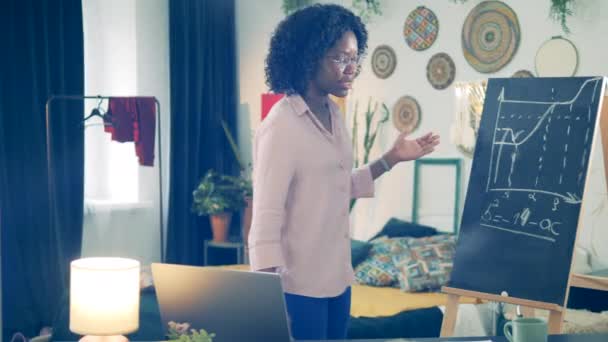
[70,257,140,342]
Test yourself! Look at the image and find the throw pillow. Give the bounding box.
[370,218,440,241]
[354,253,399,287]
[354,237,401,286]
[393,234,456,292]
[369,235,396,254]
[351,239,373,268]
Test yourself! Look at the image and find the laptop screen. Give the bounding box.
[151,263,292,342]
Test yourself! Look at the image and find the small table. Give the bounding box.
[203,240,245,266]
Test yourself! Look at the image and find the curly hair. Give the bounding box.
[265,4,368,95]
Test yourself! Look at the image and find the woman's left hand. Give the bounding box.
[384,131,440,166]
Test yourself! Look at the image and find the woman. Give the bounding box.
[248,4,440,340]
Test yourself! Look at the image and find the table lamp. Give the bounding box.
[70,257,140,342]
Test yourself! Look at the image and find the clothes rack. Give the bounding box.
[45,94,165,262]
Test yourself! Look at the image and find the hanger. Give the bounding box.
[83,97,106,122]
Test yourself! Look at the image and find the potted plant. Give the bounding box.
[219,120,254,244]
[549,0,575,34]
[192,119,252,242]
[192,169,252,242]
[166,321,215,342]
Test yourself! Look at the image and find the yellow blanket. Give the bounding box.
[216,264,478,318]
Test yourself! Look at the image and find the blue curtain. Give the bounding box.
[0,0,84,339]
[166,0,239,265]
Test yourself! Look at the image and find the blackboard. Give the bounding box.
[450,77,607,305]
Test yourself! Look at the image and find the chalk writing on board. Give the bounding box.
[479,77,603,243]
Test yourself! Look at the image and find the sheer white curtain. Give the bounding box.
[81,0,170,265]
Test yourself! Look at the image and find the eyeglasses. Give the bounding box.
[327,53,365,73]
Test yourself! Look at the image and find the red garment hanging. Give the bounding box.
[105,97,156,166]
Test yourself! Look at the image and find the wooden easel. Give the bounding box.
[440,286,567,336]
[569,94,608,293]
[440,89,608,337]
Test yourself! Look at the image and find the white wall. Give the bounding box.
[236,0,608,270]
[81,0,170,265]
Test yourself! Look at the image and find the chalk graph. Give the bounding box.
[478,77,605,243]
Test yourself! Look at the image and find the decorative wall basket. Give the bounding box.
[462,1,520,73]
[427,52,456,90]
[371,45,397,79]
[512,69,534,78]
[535,36,578,77]
[392,95,421,134]
[404,6,439,51]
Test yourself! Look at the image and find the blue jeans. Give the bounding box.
[284,287,351,340]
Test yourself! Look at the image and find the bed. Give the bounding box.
[218,263,478,318]
[351,281,477,317]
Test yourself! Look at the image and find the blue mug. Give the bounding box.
[504,317,548,342]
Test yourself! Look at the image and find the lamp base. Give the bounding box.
[79,335,129,342]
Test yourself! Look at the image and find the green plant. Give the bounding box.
[351,0,382,23]
[281,0,383,22]
[166,321,215,342]
[550,0,575,34]
[350,98,390,211]
[453,0,576,34]
[282,0,312,15]
[192,169,252,216]
[220,119,247,173]
[191,118,253,217]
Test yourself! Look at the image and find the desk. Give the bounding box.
[59,334,608,342]
[309,334,608,342]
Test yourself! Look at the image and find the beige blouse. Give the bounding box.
[248,94,375,298]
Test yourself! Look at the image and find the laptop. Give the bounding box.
[151,263,292,342]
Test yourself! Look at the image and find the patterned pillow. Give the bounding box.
[407,234,454,248]
[368,235,394,254]
[351,239,373,268]
[386,235,451,254]
[392,234,456,292]
[354,237,399,286]
[354,253,399,287]
[388,237,412,254]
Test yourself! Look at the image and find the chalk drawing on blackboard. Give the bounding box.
[479,77,604,243]
[441,76,607,337]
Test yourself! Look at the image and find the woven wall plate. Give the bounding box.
[404,6,439,51]
[392,95,421,133]
[512,69,534,78]
[427,52,456,90]
[371,45,397,79]
[462,1,520,73]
